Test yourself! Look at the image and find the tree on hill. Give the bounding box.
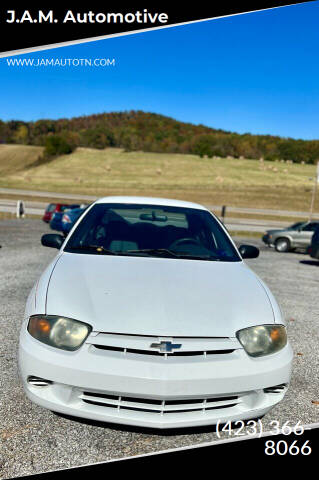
[1,110,319,164]
[44,135,75,157]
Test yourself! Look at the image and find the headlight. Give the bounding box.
[28,315,92,351]
[236,325,287,357]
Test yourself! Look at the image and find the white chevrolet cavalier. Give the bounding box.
[19,197,293,429]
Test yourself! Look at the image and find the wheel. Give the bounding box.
[275,237,290,252]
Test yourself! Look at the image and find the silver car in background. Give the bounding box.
[262,221,319,252]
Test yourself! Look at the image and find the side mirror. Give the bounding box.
[41,233,64,249]
[238,244,259,259]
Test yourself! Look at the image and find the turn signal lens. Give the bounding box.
[28,317,51,336]
[270,327,282,341]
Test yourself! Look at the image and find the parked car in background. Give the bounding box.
[309,224,319,261]
[49,205,81,232]
[42,204,72,223]
[262,220,319,252]
[49,212,64,232]
[61,206,88,236]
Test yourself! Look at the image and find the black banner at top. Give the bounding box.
[0,2,314,55]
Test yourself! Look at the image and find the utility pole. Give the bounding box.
[309,161,319,221]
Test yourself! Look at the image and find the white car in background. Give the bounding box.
[19,196,292,429]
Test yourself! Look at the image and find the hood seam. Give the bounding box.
[44,253,64,314]
[252,273,276,323]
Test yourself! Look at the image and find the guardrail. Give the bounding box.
[0,186,318,235]
[0,187,318,219]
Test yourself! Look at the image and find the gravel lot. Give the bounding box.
[0,219,318,478]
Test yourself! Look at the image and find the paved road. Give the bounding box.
[0,199,47,216]
[225,217,290,232]
[0,198,295,232]
[1,187,318,219]
[0,219,318,478]
[0,188,97,202]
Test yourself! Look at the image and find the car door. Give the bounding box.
[297,222,319,247]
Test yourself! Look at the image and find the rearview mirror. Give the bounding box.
[41,234,64,249]
[139,212,167,222]
[238,244,259,259]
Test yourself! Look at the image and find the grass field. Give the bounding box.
[0,145,318,212]
[0,144,43,176]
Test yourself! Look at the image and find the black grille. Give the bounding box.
[264,384,287,393]
[81,391,239,414]
[92,344,234,356]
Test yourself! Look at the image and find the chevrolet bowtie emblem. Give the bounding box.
[150,341,182,353]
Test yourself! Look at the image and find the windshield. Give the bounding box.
[46,204,56,212]
[288,221,305,230]
[64,203,241,262]
[60,205,72,212]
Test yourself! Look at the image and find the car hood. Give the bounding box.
[45,253,275,337]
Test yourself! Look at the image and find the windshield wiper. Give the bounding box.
[126,248,179,257]
[67,246,220,260]
[69,246,180,257]
[125,248,217,260]
[67,245,119,255]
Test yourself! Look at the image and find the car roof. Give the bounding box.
[94,196,209,211]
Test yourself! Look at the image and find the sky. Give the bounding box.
[0,2,319,139]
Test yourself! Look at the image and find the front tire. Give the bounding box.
[275,237,290,252]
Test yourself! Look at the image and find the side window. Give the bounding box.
[310,223,319,232]
[313,230,319,243]
[47,204,55,212]
[303,223,318,232]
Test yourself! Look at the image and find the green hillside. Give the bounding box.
[0,145,317,211]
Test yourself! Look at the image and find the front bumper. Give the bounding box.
[262,234,274,246]
[19,329,293,429]
[310,244,319,260]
